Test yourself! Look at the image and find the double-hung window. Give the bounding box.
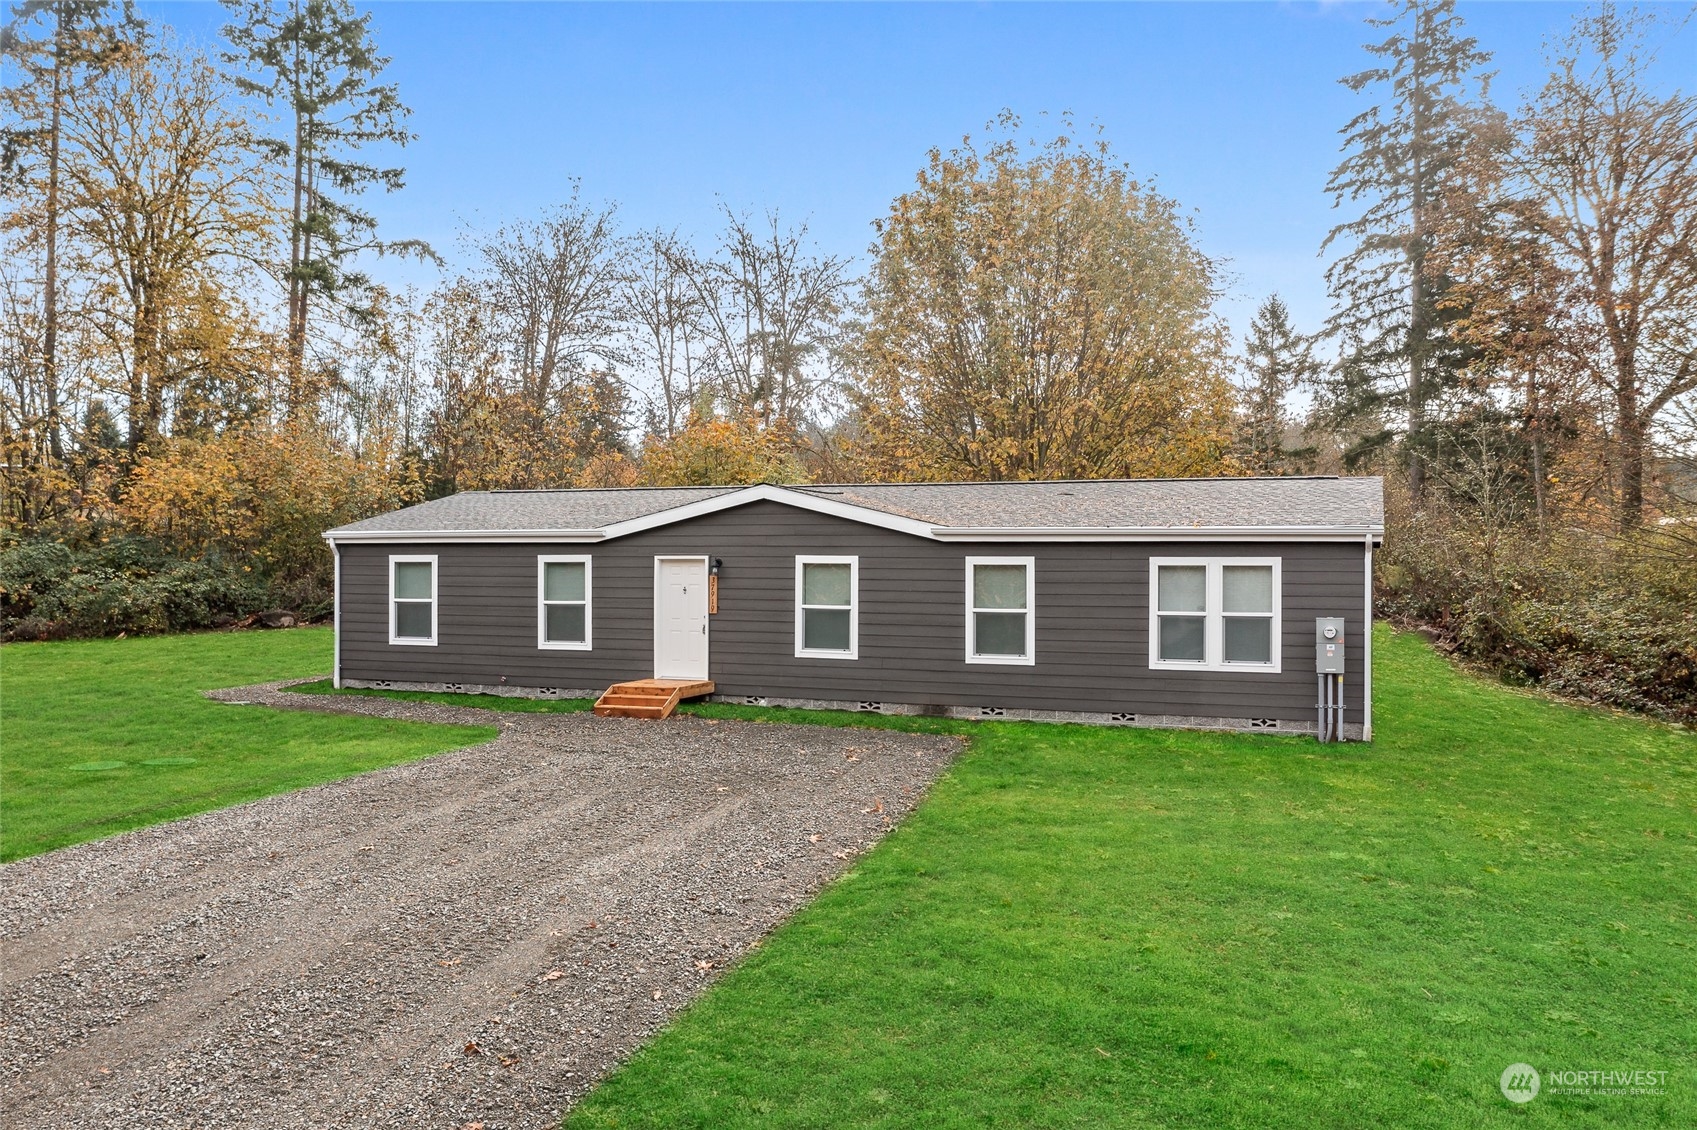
[966,557,1035,665]
[1150,558,1281,671]
[795,556,858,659]
[538,556,592,649]
[389,555,437,645]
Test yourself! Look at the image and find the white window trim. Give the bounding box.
[794,555,859,660]
[1149,557,1282,673]
[389,554,438,646]
[537,554,593,651]
[965,556,1036,666]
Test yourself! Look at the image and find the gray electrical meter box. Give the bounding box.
[1316,618,1346,674]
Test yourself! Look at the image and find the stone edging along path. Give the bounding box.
[0,682,964,1130]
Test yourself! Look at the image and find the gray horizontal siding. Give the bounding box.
[336,500,1370,721]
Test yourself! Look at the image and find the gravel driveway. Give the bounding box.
[0,686,962,1129]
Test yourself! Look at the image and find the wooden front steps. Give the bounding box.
[593,679,715,720]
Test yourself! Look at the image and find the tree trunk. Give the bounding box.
[1617,390,1645,529]
[1599,246,1642,529]
[1406,18,1428,504]
[1527,362,1547,537]
[285,17,306,409]
[1407,273,1426,501]
[42,2,67,465]
[296,132,315,415]
[126,304,148,458]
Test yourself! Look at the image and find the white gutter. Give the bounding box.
[331,541,343,689]
[323,529,606,545]
[929,525,1386,544]
[321,524,1386,547]
[1362,532,1374,741]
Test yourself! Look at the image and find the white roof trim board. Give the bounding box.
[323,479,1385,546]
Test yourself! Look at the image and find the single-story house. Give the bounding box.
[322,476,1383,738]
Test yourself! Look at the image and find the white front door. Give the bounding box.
[654,556,709,679]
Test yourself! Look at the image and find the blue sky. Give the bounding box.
[141,1,1688,346]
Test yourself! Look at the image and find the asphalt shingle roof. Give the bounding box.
[328,487,736,534]
[804,478,1383,530]
[325,477,1382,538]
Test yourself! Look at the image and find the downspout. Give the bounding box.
[332,540,343,689]
[1362,533,1373,741]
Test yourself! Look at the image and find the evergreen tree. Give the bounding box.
[1238,295,1317,475]
[220,0,427,413]
[1322,0,1490,499]
[75,396,121,460]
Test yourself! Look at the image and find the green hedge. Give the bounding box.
[0,537,271,640]
[1376,519,1696,726]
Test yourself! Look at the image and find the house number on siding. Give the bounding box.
[709,575,719,614]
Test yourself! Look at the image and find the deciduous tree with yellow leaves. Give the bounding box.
[850,114,1237,483]
[640,410,807,487]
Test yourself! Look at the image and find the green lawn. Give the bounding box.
[559,627,1695,1129]
[0,628,494,861]
[4,628,1692,1125]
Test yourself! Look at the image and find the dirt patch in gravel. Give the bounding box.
[0,684,963,1129]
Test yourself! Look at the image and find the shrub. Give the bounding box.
[1376,504,1697,726]
[0,537,269,640]
[121,424,420,598]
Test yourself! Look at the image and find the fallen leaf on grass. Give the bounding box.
[542,970,565,982]
[463,1042,481,1057]
[808,834,821,844]
[694,960,714,971]
[1096,1047,1112,1058]
[862,797,885,815]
